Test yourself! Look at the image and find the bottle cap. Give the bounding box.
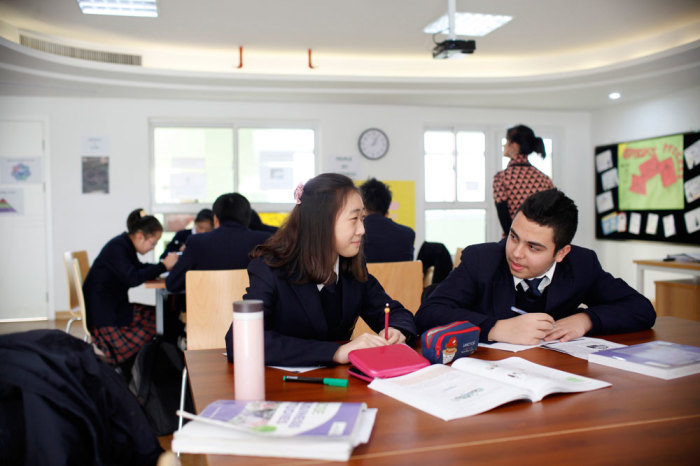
[233,299,263,314]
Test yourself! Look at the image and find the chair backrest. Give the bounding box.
[352,260,423,339]
[63,251,90,312]
[185,269,249,350]
[70,258,92,339]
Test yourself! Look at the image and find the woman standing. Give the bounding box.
[83,209,178,366]
[493,124,555,234]
[225,173,417,366]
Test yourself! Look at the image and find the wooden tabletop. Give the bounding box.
[184,317,700,465]
[144,278,166,289]
[633,259,700,272]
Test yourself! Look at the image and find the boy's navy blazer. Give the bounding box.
[165,221,271,292]
[416,239,655,340]
[363,214,415,262]
[225,257,418,366]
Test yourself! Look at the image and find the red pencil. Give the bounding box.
[384,303,390,339]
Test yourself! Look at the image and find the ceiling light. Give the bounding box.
[76,0,158,17]
[424,12,512,37]
[608,92,622,100]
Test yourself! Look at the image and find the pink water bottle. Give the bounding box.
[232,299,265,400]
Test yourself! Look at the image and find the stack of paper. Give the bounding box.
[172,400,376,461]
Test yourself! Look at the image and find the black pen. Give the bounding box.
[282,376,348,387]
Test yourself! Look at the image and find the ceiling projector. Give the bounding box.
[432,39,476,59]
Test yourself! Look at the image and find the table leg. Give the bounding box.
[636,265,645,294]
[156,288,165,335]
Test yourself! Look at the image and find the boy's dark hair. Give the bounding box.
[126,209,162,236]
[517,189,578,251]
[212,193,252,226]
[359,177,392,215]
[194,208,214,225]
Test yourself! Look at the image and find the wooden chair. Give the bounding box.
[63,250,90,335]
[185,269,250,350]
[66,255,91,342]
[178,269,249,433]
[351,260,423,339]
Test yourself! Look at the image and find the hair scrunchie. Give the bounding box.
[294,183,304,205]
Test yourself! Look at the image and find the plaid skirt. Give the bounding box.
[91,304,156,365]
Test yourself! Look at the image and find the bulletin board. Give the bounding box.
[594,131,700,245]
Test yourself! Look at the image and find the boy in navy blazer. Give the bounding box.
[416,189,655,345]
[165,193,271,292]
[360,177,415,262]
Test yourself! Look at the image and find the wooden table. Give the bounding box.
[184,316,700,465]
[633,259,700,294]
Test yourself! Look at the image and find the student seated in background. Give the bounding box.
[83,209,179,367]
[416,189,655,345]
[165,193,272,292]
[159,208,214,260]
[359,177,415,262]
[225,173,417,366]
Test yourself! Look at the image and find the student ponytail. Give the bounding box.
[126,208,163,236]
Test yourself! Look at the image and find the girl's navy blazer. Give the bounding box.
[83,232,166,328]
[225,257,418,366]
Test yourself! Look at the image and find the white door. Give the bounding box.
[0,120,49,320]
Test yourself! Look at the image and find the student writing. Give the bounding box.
[416,189,655,345]
[83,209,179,367]
[225,173,417,366]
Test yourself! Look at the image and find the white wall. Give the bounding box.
[591,85,700,299]
[0,95,593,316]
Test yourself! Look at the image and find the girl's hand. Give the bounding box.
[332,333,389,364]
[379,327,406,345]
[161,252,179,271]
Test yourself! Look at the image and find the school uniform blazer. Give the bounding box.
[363,214,416,263]
[83,232,166,328]
[165,221,271,292]
[159,229,192,260]
[415,239,655,341]
[225,257,418,366]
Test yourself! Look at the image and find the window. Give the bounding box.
[425,128,556,256]
[151,123,315,252]
[424,129,488,256]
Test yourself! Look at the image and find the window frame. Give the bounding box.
[149,118,319,215]
[423,124,560,247]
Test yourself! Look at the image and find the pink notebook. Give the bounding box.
[347,344,429,380]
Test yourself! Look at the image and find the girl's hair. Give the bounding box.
[252,173,367,285]
[126,208,163,236]
[506,124,546,159]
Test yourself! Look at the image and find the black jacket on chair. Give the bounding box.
[0,329,162,466]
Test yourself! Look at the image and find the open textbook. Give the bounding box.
[368,357,611,421]
[172,400,376,461]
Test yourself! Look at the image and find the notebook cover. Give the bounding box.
[347,344,429,379]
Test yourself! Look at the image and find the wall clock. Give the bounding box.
[358,128,389,160]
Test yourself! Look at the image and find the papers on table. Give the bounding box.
[479,337,626,360]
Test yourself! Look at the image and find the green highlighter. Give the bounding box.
[282,375,349,387]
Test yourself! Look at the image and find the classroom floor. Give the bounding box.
[0,318,204,466]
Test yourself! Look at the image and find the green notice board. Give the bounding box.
[594,131,700,245]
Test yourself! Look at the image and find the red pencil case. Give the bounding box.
[347,344,429,380]
[421,321,480,364]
